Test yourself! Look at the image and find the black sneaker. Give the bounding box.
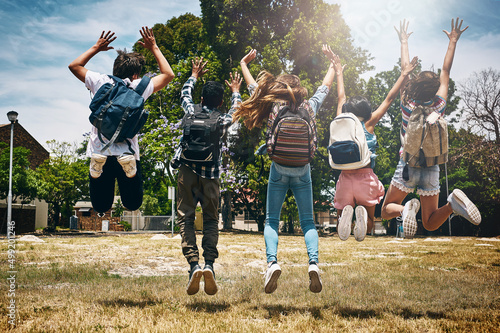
[186,264,202,295]
[203,264,218,295]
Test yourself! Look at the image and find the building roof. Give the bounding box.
[0,122,49,169]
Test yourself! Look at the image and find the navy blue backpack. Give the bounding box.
[89,75,151,152]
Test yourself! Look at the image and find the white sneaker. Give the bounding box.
[308,262,322,293]
[118,155,137,178]
[402,198,420,239]
[264,261,281,294]
[353,206,368,242]
[448,189,481,225]
[90,153,107,178]
[338,205,353,241]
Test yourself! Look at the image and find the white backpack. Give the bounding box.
[328,112,371,170]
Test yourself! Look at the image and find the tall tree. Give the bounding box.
[0,143,38,204]
[36,141,89,229]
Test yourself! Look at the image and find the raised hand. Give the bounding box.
[241,49,257,65]
[225,72,243,93]
[95,31,116,52]
[443,17,469,42]
[394,19,413,43]
[191,57,209,79]
[402,56,419,76]
[138,26,157,51]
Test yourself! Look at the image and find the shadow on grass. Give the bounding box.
[187,300,231,313]
[99,298,162,308]
[258,304,448,321]
[259,304,324,320]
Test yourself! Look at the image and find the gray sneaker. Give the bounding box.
[264,261,281,294]
[402,198,420,239]
[353,206,367,242]
[203,264,218,295]
[90,153,107,178]
[338,205,353,241]
[448,189,481,225]
[186,264,203,295]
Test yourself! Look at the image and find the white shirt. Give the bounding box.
[84,70,154,160]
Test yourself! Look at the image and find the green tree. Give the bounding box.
[0,142,38,204]
[36,141,89,229]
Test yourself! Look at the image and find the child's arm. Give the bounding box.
[225,72,243,119]
[394,20,412,74]
[137,26,174,93]
[68,31,117,83]
[180,57,208,113]
[436,17,468,100]
[323,45,346,117]
[240,49,257,88]
[365,56,419,132]
[321,44,336,88]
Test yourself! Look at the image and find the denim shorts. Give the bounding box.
[390,159,440,196]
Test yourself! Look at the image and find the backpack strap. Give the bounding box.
[134,76,151,96]
[100,106,132,153]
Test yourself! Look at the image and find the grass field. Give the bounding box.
[1,231,499,332]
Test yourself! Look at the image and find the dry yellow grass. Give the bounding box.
[1,232,499,332]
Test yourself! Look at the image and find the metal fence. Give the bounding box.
[121,215,173,231]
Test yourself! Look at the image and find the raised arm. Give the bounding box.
[365,56,419,131]
[180,57,208,113]
[321,44,336,88]
[394,19,413,73]
[323,45,346,117]
[225,72,243,117]
[240,49,257,87]
[138,26,174,93]
[437,17,468,100]
[68,31,117,82]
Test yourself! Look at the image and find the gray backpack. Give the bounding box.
[402,104,448,168]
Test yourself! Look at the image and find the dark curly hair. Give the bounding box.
[403,71,440,102]
[342,96,372,121]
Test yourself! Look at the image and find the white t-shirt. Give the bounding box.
[84,70,154,160]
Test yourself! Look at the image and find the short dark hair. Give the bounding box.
[342,96,372,121]
[202,81,225,108]
[113,50,145,80]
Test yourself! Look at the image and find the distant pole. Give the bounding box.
[168,186,175,237]
[6,111,18,226]
[445,162,452,236]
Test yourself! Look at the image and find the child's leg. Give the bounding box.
[177,165,200,264]
[290,170,318,263]
[381,185,409,220]
[89,156,116,214]
[365,205,376,234]
[265,164,289,263]
[116,159,143,211]
[200,177,220,264]
[420,194,452,231]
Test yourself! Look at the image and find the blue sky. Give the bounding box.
[0,0,499,148]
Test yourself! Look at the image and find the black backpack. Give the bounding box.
[180,104,222,166]
[89,75,151,152]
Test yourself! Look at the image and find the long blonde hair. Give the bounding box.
[233,71,308,129]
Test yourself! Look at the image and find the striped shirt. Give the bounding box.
[399,95,446,155]
[171,76,241,179]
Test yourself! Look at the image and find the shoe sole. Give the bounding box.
[338,205,353,241]
[309,269,322,293]
[186,270,203,295]
[264,268,281,294]
[403,199,420,239]
[203,269,218,295]
[353,206,367,242]
[453,189,481,225]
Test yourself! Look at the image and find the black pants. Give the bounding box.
[89,156,143,213]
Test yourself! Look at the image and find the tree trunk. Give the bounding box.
[287,214,294,234]
[221,191,232,230]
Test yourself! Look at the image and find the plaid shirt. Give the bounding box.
[171,76,241,179]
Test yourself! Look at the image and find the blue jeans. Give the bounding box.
[265,162,318,264]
